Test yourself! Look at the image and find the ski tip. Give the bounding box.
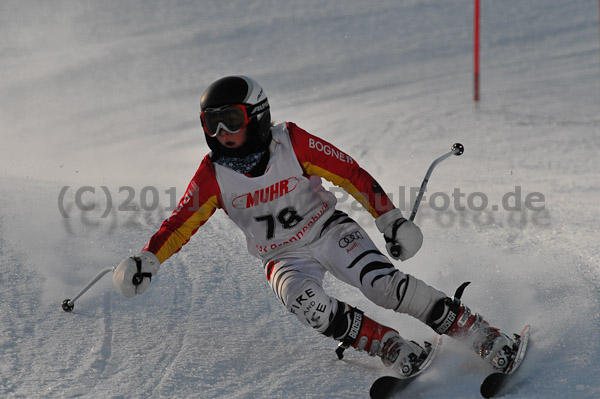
[370,376,411,399]
[480,372,509,398]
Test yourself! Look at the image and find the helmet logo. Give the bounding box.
[249,98,270,117]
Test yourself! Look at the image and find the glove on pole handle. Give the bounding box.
[390,143,464,258]
[61,266,115,312]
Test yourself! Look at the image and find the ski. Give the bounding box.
[369,335,442,399]
[480,325,531,398]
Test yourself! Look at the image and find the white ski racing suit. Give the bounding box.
[144,122,444,335]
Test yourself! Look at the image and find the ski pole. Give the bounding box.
[389,142,464,258]
[61,266,115,312]
[409,142,464,222]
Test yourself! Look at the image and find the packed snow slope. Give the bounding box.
[1,0,599,398]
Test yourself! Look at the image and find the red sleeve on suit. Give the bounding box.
[287,122,396,218]
[143,154,221,263]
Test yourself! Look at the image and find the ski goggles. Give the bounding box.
[200,98,269,137]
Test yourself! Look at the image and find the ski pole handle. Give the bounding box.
[389,143,464,258]
[61,266,115,312]
[390,246,401,259]
[131,255,152,286]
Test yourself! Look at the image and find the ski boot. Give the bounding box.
[427,282,516,372]
[336,308,429,378]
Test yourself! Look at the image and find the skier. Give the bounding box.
[113,75,515,377]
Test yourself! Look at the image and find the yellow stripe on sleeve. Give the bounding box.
[155,195,220,263]
[303,162,378,218]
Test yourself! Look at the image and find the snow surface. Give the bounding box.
[1,0,599,398]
